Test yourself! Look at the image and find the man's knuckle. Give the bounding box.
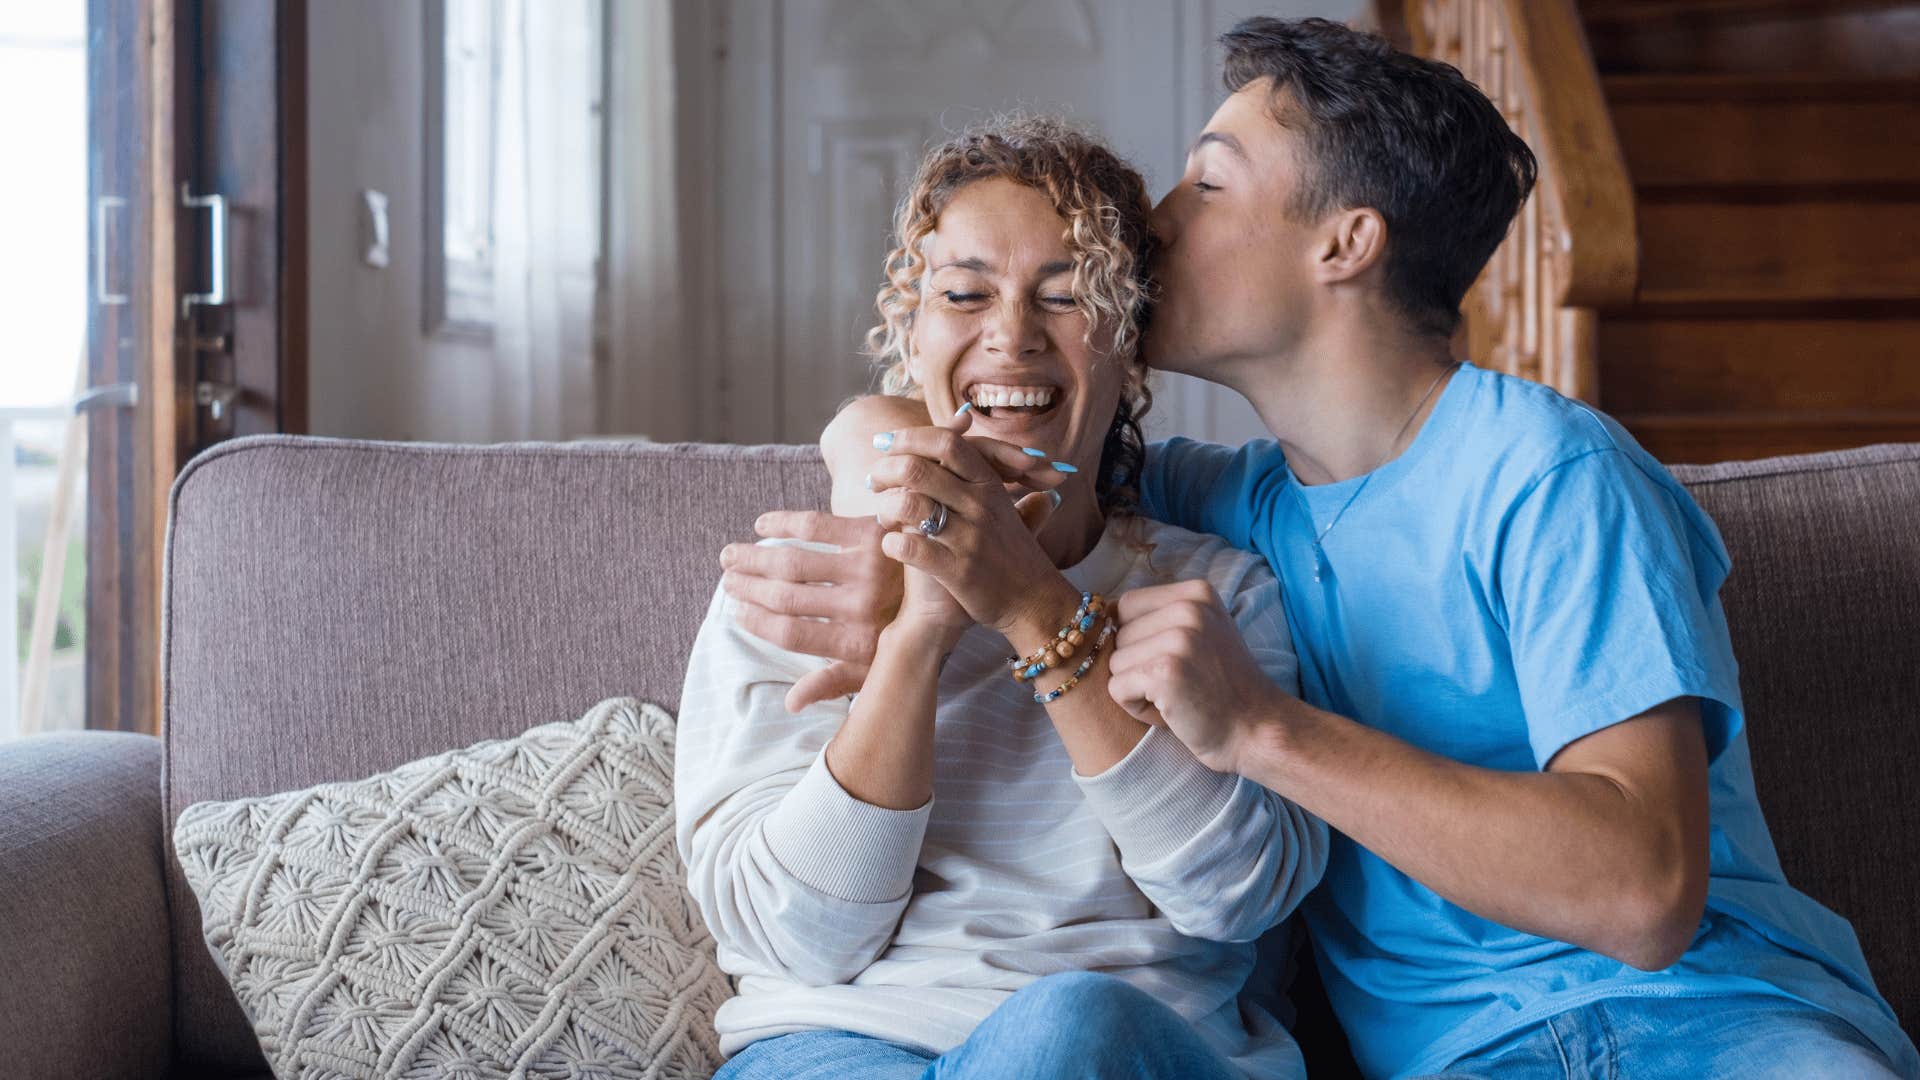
[830,591,865,621]
[836,630,868,662]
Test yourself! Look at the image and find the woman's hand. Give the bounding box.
[869,420,1075,639]
[722,398,1068,710]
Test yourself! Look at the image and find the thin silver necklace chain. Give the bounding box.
[1309,361,1461,582]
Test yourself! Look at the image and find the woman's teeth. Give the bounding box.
[968,385,1057,414]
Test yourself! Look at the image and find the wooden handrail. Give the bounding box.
[1405,0,1639,402]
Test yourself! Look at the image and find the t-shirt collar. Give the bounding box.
[1292,361,1480,512]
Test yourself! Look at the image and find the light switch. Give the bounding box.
[361,189,390,268]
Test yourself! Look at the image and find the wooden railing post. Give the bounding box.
[1406,0,1637,403]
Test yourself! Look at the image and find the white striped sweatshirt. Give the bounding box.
[674,516,1328,1078]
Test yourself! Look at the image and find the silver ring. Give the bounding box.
[919,500,950,538]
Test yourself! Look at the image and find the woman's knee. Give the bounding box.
[937,973,1237,1080]
[1012,972,1142,1013]
[996,971,1171,1042]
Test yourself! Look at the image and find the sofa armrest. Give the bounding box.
[0,732,170,1076]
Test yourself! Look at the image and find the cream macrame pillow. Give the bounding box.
[172,697,730,1079]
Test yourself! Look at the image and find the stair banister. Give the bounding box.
[1405,0,1639,402]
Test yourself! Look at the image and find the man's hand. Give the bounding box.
[1106,579,1287,773]
[720,511,900,712]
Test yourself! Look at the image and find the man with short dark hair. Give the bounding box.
[724,17,1917,1078]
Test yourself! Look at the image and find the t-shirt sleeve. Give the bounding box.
[1137,437,1284,555]
[1495,449,1744,769]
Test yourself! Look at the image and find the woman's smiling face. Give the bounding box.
[908,177,1124,477]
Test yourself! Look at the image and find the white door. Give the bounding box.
[704,0,1360,447]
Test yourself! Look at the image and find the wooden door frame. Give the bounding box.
[85,0,178,736]
[84,0,307,736]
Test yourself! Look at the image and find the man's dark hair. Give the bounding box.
[1220,17,1538,337]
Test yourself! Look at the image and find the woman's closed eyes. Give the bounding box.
[938,290,1076,310]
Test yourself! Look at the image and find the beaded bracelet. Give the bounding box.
[1033,615,1118,705]
[1006,591,1098,676]
[1008,592,1106,683]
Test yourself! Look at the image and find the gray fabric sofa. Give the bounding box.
[2,433,1915,1078]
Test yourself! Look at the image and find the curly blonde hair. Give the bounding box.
[865,114,1158,515]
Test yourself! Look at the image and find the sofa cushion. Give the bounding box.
[162,437,829,1074]
[173,696,730,1077]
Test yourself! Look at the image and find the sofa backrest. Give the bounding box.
[1669,443,1920,1033]
[161,436,831,1074]
[162,435,1920,1073]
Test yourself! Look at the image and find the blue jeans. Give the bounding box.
[1412,993,1905,1079]
[712,971,1247,1080]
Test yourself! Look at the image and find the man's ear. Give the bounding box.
[1314,207,1388,285]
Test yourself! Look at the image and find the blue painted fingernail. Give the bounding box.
[873,432,894,451]
[954,401,973,417]
[1022,447,1047,457]
[1051,461,1078,473]
[863,472,873,491]
[1048,490,1063,509]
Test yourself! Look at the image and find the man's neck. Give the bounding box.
[1230,323,1460,487]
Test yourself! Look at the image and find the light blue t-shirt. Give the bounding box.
[1139,362,1918,1079]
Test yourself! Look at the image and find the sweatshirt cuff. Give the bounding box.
[762,745,932,904]
[1073,725,1239,865]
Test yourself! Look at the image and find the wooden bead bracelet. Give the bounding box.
[1008,592,1106,683]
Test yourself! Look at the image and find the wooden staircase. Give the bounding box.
[1404,0,1920,463]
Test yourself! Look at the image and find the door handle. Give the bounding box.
[180,183,228,316]
[95,196,128,306]
[74,382,139,412]
[195,381,239,423]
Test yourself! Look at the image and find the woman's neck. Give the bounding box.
[1038,490,1104,569]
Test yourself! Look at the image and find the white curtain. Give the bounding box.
[603,1,685,441]
[490,0,603,440]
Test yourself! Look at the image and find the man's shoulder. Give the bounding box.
[1141,436,1293,527]
[1466,365,1621,457]
[1460,367,1728,569]
[1458,364,1670,498]
[1146,435,1289,478]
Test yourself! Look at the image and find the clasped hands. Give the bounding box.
[718,417,1286,774]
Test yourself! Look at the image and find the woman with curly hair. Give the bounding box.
[675,116,1326,1079]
